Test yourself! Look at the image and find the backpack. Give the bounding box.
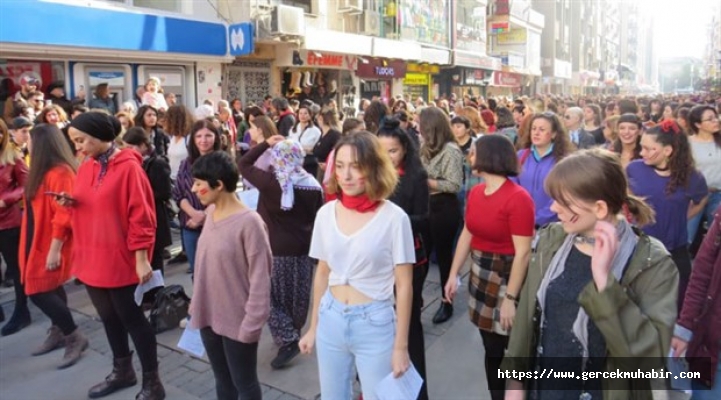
[149,284,191,334]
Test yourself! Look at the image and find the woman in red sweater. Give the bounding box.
[444,134,535,400]
[65,112,164,400]
[0,119,30,335]
[20,124,87,368]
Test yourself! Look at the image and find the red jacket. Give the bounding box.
[19,166,74,295]
[678,205,721,387]
[0,156,28,230]
[71,149,156,288]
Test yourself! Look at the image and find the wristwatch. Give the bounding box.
[505,293,518,303]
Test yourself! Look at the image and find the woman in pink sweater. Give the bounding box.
[189,151,272,400]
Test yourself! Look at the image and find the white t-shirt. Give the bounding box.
[289,125,321,151]
[168,136,189,180]
[309,200,416,301]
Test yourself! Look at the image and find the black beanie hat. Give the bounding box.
[69,112,121,142]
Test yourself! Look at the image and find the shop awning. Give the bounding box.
[373,38,422,61]
[304,29,373,57]
[453,50,503,71]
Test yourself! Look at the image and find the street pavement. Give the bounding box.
[0,236,493,400]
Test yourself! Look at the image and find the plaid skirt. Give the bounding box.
[468,250,515,333]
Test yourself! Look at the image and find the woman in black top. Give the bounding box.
[134,105,169,158]
[314,107,342,180]
[122,128,172,280]
[377,118,430,400]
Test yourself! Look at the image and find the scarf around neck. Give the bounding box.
[339,192,381,213]
[94,143,116,183]
[270,139,322,210]
[536,218,637,362]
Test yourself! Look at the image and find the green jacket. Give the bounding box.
[500,223,679,400]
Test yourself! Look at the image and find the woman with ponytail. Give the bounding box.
[378,118,430,400]
[627,119,707,309]
[503,148,677,400]
[299,132,415,400]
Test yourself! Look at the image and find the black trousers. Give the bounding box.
[409,264,429,400]
[480,330,509,400]
[85,284,158,372]
[30,286,76,335]
[670,246,692,311]
[0,227,28,314]
[200,327,261,400]
[427,194,462,299]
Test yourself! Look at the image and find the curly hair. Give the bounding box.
[363,100,390,134]
[644,121,696,195]
[165,105,194,137]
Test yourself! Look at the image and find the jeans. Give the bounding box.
[427,194,462,300]
[0,227,28,316]
[688,192,721,244]
[30,286,77,335]
[691,352,721,400]
[181,228,201,279]
[85,284,158,372]
[316,291,396,400]
[200,327,261,400]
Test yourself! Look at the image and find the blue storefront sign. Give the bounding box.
[228,23,254,56]
[0,0,228,56]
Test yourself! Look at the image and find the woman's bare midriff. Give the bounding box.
[330,285,374,305]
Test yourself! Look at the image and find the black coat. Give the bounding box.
[152,127,170,158]
[143,154,172,250]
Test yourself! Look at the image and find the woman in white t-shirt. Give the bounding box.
[288,105,322,176]
[164,105,193,180]
[299,131,415,400]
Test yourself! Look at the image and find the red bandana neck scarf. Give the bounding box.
[339,192,381,213]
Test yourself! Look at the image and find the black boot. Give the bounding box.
[432,302,453,324]
[88,353,137,398]
[135,371,165,400]
[0,306,5,323]
[1,306,30,336]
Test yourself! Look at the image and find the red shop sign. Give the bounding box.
[493,71,522,87]
[306,52,344,68]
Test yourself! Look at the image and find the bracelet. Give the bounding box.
[505,293,518,302]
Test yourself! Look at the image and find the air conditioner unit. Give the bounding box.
[360,11,380,36]
[338,0,363,14]
[269,5,305,37]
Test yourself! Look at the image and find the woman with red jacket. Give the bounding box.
[20,124,87,368]
[672,204,721,398]
[0,118,30,335]
[65,112,164,400]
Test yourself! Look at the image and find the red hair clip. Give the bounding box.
[659,119,680,134]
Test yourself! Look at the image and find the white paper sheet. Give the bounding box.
[133,270,165,305]
[177,325,205,358]
[375,364,423,400]
[237,188,259,211]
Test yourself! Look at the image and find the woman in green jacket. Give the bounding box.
[502,148,678,400]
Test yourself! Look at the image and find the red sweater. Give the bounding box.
[71,149,156,288]
[0,157,28,230]
[465,180,535,254]
[19,166,74,295]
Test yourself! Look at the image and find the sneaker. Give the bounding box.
[179,317,189,329]
[271,341,300,369]
[168,252,187,265]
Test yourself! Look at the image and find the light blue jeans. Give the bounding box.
[316,291,396,400]
[691,352,721,399]
[688,192,721,244]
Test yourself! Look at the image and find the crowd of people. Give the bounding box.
[1,85,721,400]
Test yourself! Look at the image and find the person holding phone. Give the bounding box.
[65,112,164,400]
[20,124,88,368]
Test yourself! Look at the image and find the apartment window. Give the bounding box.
[282,0,312,13]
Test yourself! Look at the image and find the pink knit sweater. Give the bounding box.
[190,206,272,343]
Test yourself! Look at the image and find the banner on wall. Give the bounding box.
[497,29,527,44]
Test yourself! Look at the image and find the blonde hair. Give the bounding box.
[0,119,20,166]
[326,131,398,201]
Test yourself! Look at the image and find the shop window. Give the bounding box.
[281,0,313,14]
